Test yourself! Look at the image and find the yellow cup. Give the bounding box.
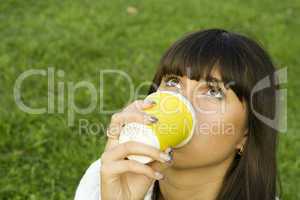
[118,90,196,163]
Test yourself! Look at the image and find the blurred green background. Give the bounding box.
[0,0,299,199]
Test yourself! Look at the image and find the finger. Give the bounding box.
[137,99,157,110]
[104,112,158,151]
[124,100,156,112]
[104,118,122,151]
[111,112,158,128]
[104,136,119,152]
[102,141,171,163]
[148,147,174,172]
[101,160,164,180]
[147,161,170,173]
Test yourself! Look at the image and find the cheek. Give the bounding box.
[174,122,239,168]
[173,96,246,168]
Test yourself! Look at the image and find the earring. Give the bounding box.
[238,145,244,156]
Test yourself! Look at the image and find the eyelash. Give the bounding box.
[206,83,225,100]
[163,75,225,100]
[163,75,182,89]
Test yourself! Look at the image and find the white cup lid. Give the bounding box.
[119,122,160,164]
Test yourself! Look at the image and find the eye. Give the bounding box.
[205,84,225,100]
[164,75,182,89]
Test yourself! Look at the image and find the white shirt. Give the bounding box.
[74,159,154,200]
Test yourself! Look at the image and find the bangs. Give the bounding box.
[156,29,250,101]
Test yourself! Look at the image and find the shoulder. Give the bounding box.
[74,158,155,200]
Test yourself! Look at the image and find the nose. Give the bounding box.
[172,88,194,106]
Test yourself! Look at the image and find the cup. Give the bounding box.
[118,90,196,163]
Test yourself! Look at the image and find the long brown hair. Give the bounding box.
[148,29,281,200]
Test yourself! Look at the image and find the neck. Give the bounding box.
[158,158,233,200]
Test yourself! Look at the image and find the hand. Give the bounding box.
[101,100,172,200]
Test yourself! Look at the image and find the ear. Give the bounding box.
[236,129,248,150]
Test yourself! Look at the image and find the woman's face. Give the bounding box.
[158,69,248,169]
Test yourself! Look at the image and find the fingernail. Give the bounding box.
[148,115,158,123]
[163,147,173,165]
[144,99,156,105]
[154,172,164,180]
[160,152,171,162]
[168,149,173,163]
[165,147,172,154]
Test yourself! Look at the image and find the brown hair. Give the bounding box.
[148,29,281,200]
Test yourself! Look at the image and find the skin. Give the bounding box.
[100,69,248,200]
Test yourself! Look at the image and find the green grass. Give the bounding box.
[0,0,299,199]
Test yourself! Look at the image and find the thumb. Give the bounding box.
[147,147,174,172]
[148,160,172,173]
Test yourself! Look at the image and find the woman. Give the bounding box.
[75,29,281,200]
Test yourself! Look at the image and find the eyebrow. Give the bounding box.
[163,74,222,82]
[205,76,231,90]
[206,76,223,83]
[163,74,180,78]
